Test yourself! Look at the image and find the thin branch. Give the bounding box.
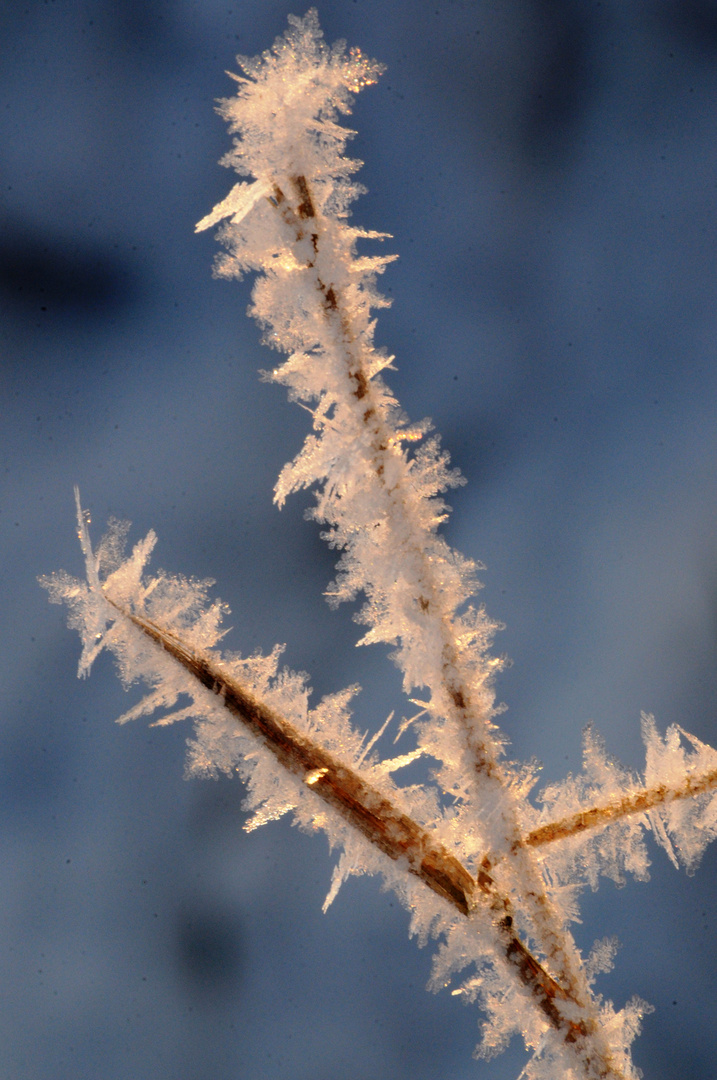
[524,768,717,850]
[262,177,636,1075]
[114,600,609,1060]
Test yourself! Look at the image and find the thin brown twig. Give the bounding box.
[524,767,717,850]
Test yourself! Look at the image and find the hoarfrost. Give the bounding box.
[42,11,717,1080]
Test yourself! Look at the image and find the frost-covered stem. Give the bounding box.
[263,175,628,1078]
[185,14,656,1073]
[41,14,717,1077]
[107,599,475,913]
[525,767,717,850]
[111,599,608,1053]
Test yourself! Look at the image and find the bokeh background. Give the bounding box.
[3,2,717,1078]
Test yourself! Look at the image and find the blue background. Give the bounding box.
[2,2,717,1078]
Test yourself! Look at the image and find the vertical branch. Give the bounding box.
[260,174,629,1079]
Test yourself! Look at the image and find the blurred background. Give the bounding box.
[2,2,717,1078]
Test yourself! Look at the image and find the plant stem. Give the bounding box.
[260,177,630,1078]
[113,599,628,1076]
[524,769,717,850]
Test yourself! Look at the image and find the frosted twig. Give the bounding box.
[230,101,622,1078]
[108,598,619,1060]
[525,767,717,850]
[42,11,717,1080]
[107,599,478,914]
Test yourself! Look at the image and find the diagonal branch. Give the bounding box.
[112,599,605,1058]
[524,768,717,851]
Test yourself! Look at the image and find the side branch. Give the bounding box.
[113,601,597,1049]
[525,768,717,850]
[118,603,476,913]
